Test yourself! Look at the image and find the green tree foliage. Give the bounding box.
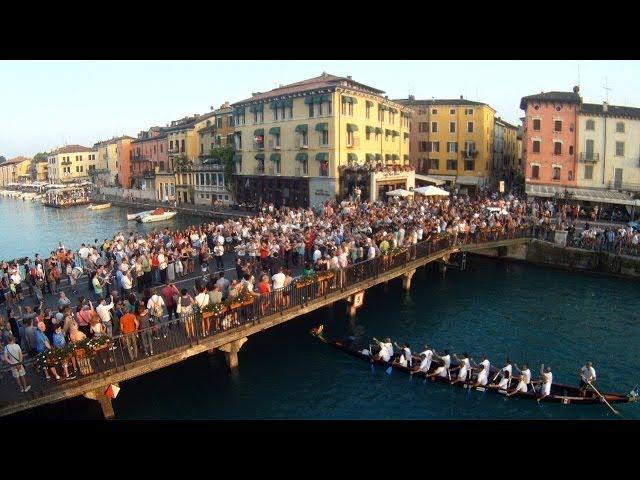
[33,152,48,163]
[210,146,235,193]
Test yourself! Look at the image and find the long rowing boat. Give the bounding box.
[310,329,637,406]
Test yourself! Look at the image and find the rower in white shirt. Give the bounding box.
[450,353,472,385]
[578,361,597,397]
[372,337,393,362]
[471,354,491,388]
[394,342,412,368]
[508,363,532,396]
[430,349,451,379]
[410,345,433,375]
[536,366,553,402]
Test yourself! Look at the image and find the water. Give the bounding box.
[2,198,639,419]
[0,197,204,261]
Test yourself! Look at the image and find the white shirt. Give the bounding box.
[479,359,490,376]
[441,354,451,369]
[502,364,513,377]
[379,346,391,362]
[580,365,596,382]
[214,245,224,256]
[271,272,286,289]
[521,369,531,385]
[79,247,90,259]
[543,371,553,386]
[194,292,210,308]
[383,342,393,358]
[96,301,114,324]
[147,294,166,311]
[312,249,322,263]
[403,347,412,367]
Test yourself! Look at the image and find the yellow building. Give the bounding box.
[34,160,48,182]
[232,73,413,207]
[396,96,496,193]
[0,156,31,186]
[47,145,97,183]
[93,136,134,186]
[165,113,216,204]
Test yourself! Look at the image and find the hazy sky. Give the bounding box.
[1,60,639,158]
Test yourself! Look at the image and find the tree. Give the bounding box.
[0,156,6,164]
[33,152,48,163]
[210,146,235,196]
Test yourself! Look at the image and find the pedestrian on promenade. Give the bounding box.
[3,334,31,392]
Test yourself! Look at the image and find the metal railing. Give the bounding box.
[579,152,599,163]
[0,227,535,408]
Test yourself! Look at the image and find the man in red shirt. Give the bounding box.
[161,281,180,322]
[304,230,315,264]
[119,312,139,360]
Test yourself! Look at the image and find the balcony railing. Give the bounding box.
[167,147,180,154]
[607,181,640,192]
[194,184,226,192]
[580,152,599,163]
[462,150,478,158]
[132,155,149,162]
[193,163,223,172]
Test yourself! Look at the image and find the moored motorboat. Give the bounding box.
[87,203,111,210]
[137,208,178,223]
[127,210,155,221]
[310,328,637,406]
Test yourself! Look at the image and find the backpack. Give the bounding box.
[151,296,164,318]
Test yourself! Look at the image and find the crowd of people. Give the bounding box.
[1,190,637,393]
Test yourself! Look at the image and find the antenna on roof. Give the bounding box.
[602,77,612,103]
[577,64,581,91]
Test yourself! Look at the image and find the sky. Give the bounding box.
[1,60,639,159]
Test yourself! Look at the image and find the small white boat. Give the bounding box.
[127,210,155,221]
[87,203,112,210]
[137,209,178,223]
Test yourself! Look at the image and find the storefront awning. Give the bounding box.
[525,184,637,206]
[365,153,375,162]
[233,154,242,163]
[254,153,265,161]
[269,153,281,162]
[315,153,328,162]
[366,100,375,108]
[315,123,328,132]
[254,128,264,136]
[414,174,445,186]
[269,127,280,135]
[456,176,481,186]
[295,124,308,133]
[295,153,308,162]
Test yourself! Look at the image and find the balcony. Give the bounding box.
[254,166,265,175]
[580,152,599,163]
[132,154,149,163]
[194,184,225,192]
[193,163,223,172]
[61,160,72,165]
[167,147,180,154]
[462,150,478,159]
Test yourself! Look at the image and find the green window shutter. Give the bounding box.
[403,154,409,161]
[315,153,328,162]
[321,94,332,103]
[295,124,308,133]
[392,130,399,137]
[346,123,359,132]
[392,154,399,160]
[366,126,374,134]
[347,153,358,162]
[375,154,382,161]
[255,153,265,161]
[304,97,314,105]
[254,128,264,136]
[378,105,388,111]
[295,153,308,162]
[385,129,391,136]
[389,107,398,114]
[375,127,383,134]
[315,123,328,132]
[366,100,374,108]
[270,153,281,162]
[365,153,375,162]
[269,101,277,110]
[284,98,293,107]
[269,127,281,135]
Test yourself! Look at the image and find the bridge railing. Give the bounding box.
[0,226,534,407]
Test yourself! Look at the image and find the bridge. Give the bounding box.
[0,230,533,419]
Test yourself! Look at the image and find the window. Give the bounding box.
[554,120,562,132]
[366,104,371,119]
[447,142,458,153]
[419,122,428,132]
[616,122,625,133]
[568,171,573,181]
[533,119,541,131]
[431,122,438,133]
[378,109,384,122]
[347,130,354,146]
[446,159,457,170]
[302,159,308,175]
[308,102,315,118]
[467,122,474,133]
[585,139,594,158]
[428,159,439,170]
[465,108,474,115]
[531,165,540,179]
[464,141,475,154]
[319,160,329,177]
[553,167,561,180]
[616,141,624,156]
[274,133,281,147]
[586,119,595,130]
[584,165,593,180]
[432,109,437,114]
[464,159,474,171]
[160,144,163,153]
[554,142,562,155]
[389,111,395,124]
[430,141,440,152]
[181,140,185,152]
[569,146,574,155]
[419,141,428,152]
[301,131,308,146]
[532,140,540,153]
[449,122,456,133]
[366,129,371,140]
[450,109,456,115]
[321,130,329,146]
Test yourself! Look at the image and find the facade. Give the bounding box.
[493,117,519,188]
[232,73,413,208]
[520,88,581,188]
[33,160,48,182]
[116,137,135,189]
[93,136,134,187]
[577,102,640,192]
[209,102,235,148]
[130,128,168,191]
[47,145,97,183]
[516,128,523,175]
[396,96,496,194]
[0,157,31,186]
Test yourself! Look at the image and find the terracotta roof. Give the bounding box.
[50,144,95,155]
[520,91,581,109]
[2,156,31,166]
[395,98,488,107]
[581,103,640,120]
[233,73,385,105]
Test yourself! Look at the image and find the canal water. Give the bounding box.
[2,198,639,420]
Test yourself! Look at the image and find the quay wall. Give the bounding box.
[472,240,640,279]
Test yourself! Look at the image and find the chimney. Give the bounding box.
[573,85,580,94]
[603,101,608,113]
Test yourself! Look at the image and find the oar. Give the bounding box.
[369,344,375,373]
[587,380,622,418]
[386,363,393,375]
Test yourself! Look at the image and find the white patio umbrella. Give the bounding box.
[413,185,450,197]
[385,189,413,197]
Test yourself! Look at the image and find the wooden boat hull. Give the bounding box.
[312,333,635,405]
[87,203,111,210]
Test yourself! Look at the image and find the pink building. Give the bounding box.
[130,128,168,188]
[520,87,581,188]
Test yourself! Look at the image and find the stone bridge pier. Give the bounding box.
[217,337,248,373]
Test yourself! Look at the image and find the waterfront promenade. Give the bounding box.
[0,230,533,418]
